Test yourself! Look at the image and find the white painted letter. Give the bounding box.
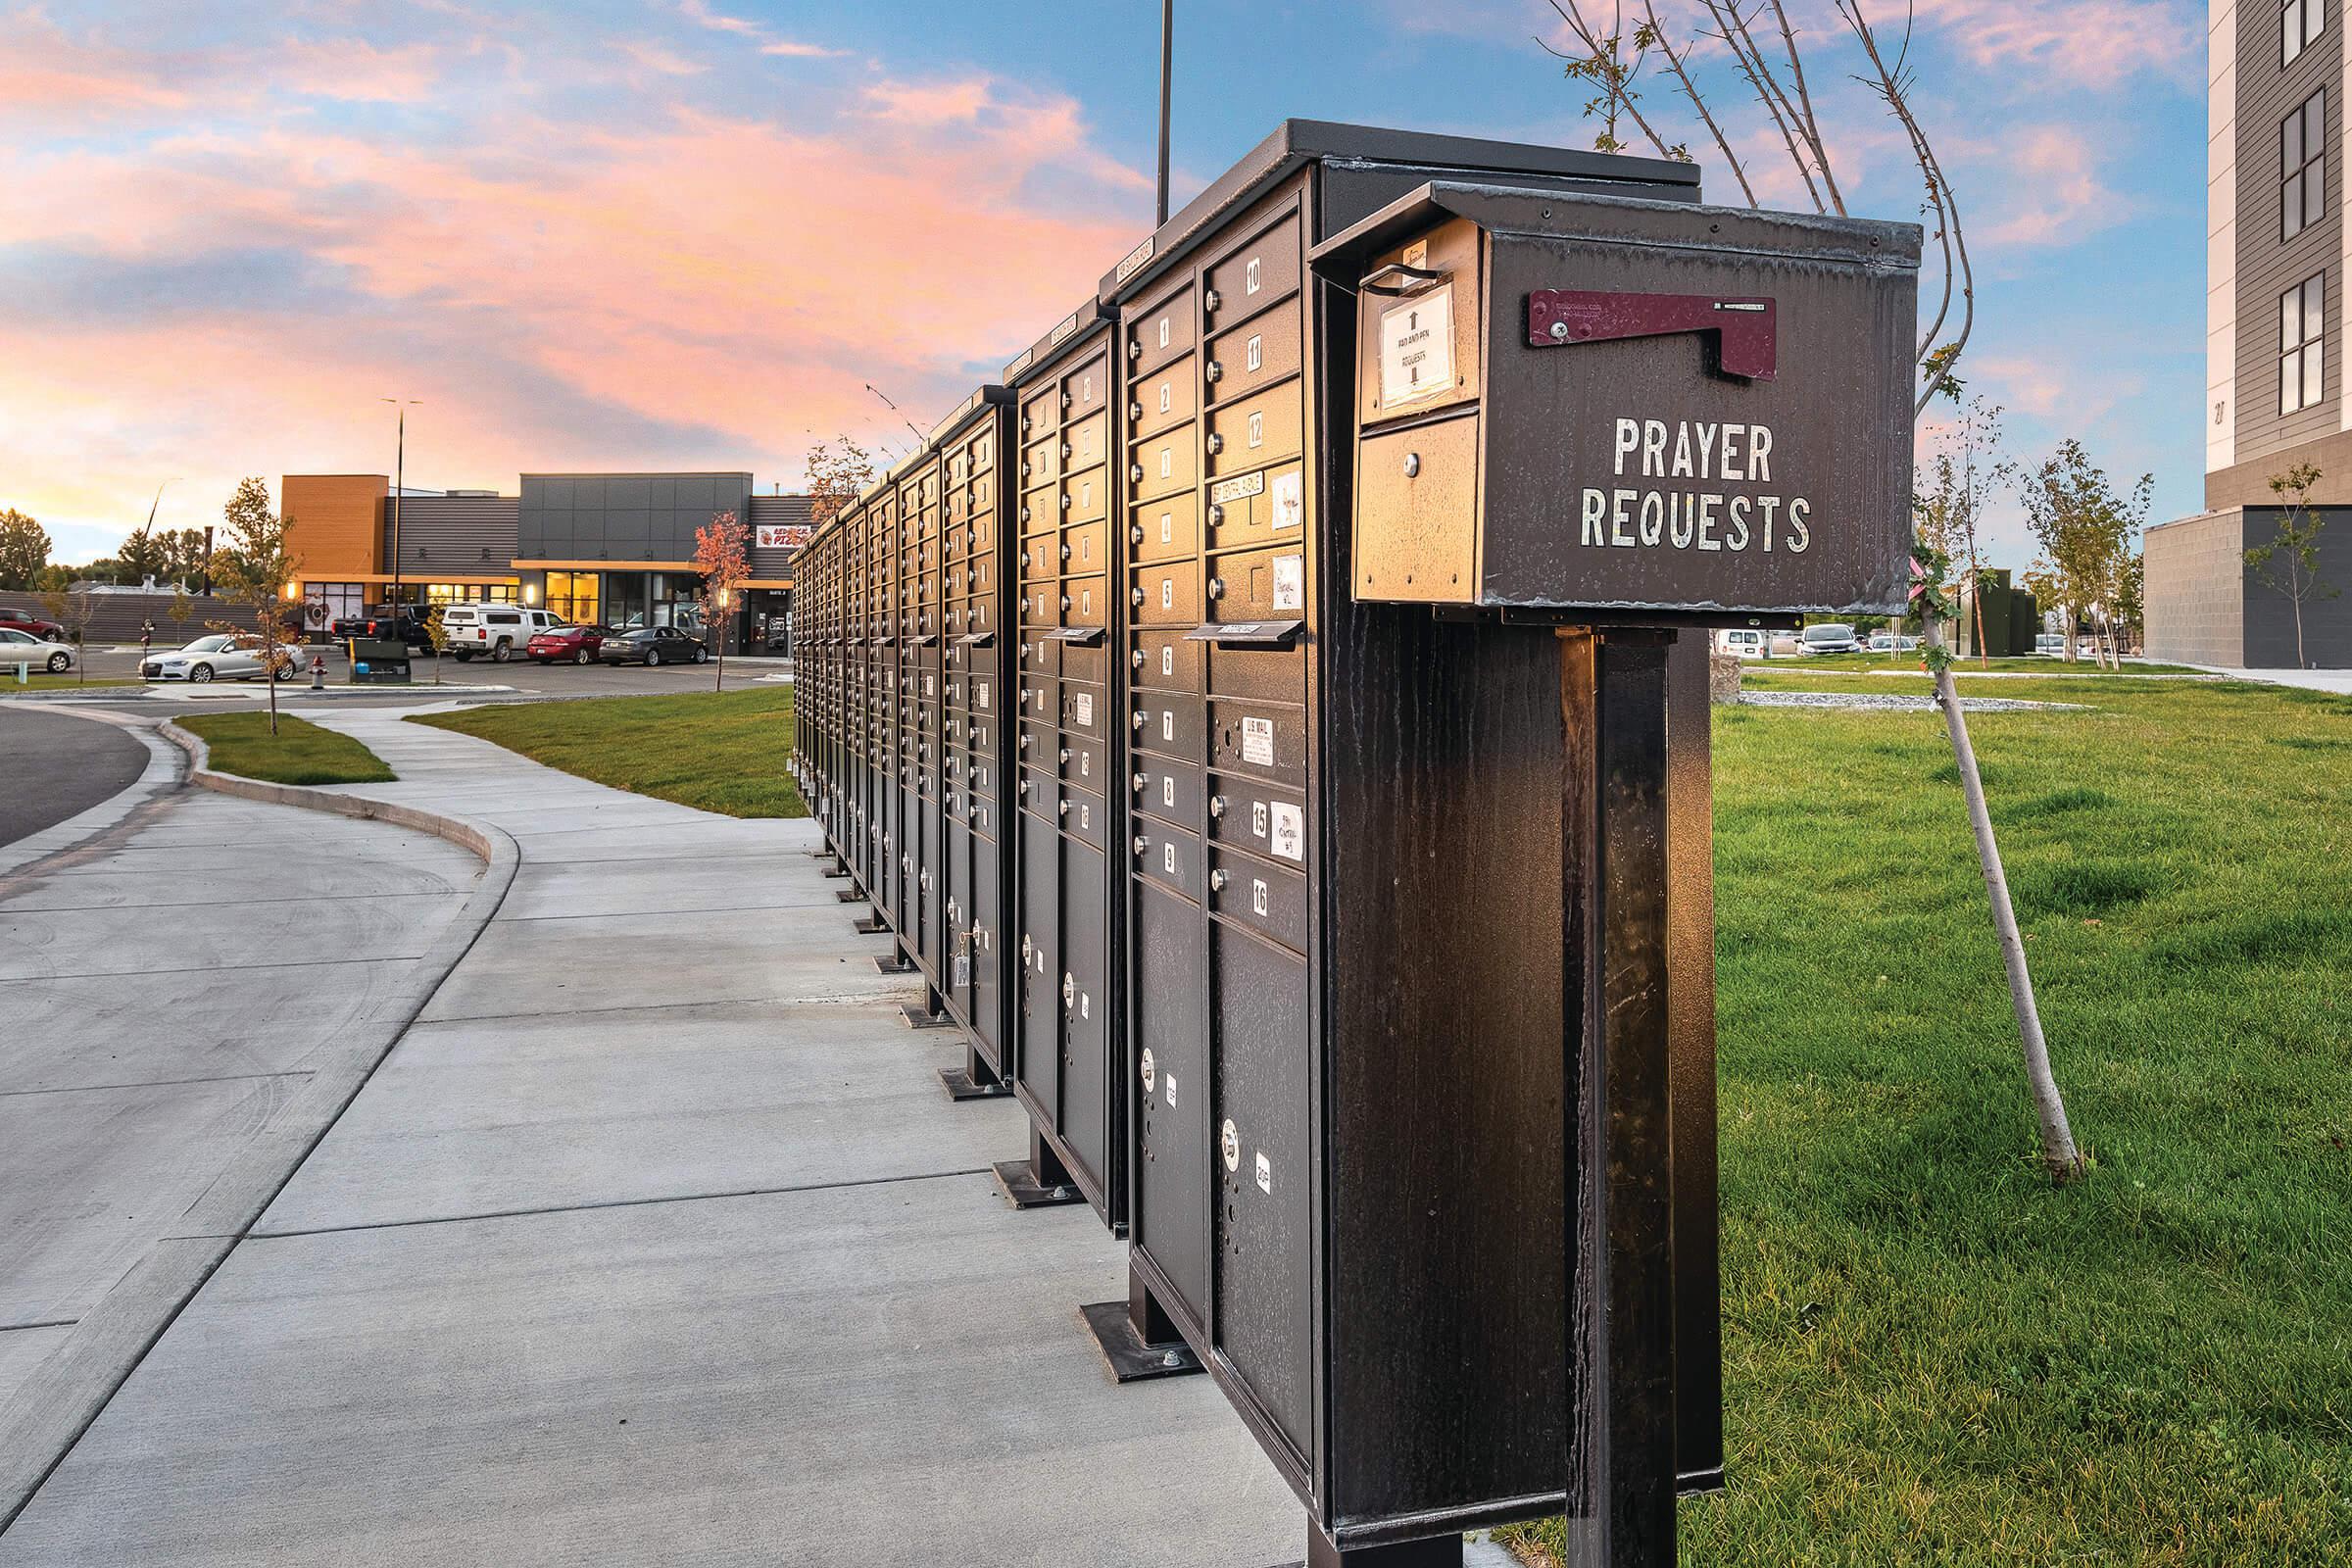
[1748,423,1774,483]
[1614,418,1641,475]
[1582,487,1606,546]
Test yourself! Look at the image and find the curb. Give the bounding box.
[0,726,521,1535]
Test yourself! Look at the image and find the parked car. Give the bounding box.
[1715,628,1770,660]
[527,624,607,664]
[143,633,297,683]
[0,608,68,642]
[1866,632,1922,653]
[442,605,564,662]
[1800,622,1860,655]
[598,625,710,666]
[330,607,433,648]
[2034,632,2064,656]
[1768,632,1803,657]
[0,625,74,673]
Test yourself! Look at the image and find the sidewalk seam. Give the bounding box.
[0,725,520,1538]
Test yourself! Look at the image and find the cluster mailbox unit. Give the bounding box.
[794,120,1918,1568]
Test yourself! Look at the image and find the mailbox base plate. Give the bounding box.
[852,913,890,936]
[1078,1299,1202,1384]
[938,1066,1013,1102]
[835,888,866,904]
[871,950,917,975]
[992,1157,1087,1209]
[898,1001,956,1030]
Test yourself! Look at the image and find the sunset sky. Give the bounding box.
[2,0,2205,567]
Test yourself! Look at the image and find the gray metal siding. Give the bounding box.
[2235,2,2342,469]
[747,492,812,578]
[2242,504,2352,665]
[519,472,753,563]
[379,496,518,576]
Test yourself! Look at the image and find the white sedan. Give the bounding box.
[0,625,74,673]
[142,634,297,683]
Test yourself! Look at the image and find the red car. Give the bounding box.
[526,624,605,664]
[0,608,67,642]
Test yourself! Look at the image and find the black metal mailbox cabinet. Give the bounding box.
[934,386,1017,1086]
[859,476,894,906]
[1003,302,1128,1221]
[1097,122,1724,1567]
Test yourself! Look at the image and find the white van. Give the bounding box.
[441,605,563,662]
[1715,628,1770,661]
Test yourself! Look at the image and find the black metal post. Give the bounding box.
[1559,628,1679,1568]
[1155,0,1173,225]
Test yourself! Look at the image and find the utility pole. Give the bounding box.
[381,398,419,610]
[1156,0,1173,224]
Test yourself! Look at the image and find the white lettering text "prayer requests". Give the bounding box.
[1580,418,1810,555]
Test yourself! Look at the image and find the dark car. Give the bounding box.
[330,607,434,649]
[0,608,67,642]
[527,624,606,665]
[597,625,709,667]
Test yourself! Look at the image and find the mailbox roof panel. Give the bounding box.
[1098,120,1701,305]
[1004,300,1115,387]
[1308,180,1924,280]
[926,384,1011,447]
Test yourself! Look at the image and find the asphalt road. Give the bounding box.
[0,706,147,847]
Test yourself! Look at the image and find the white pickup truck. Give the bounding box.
[442,605,564,662]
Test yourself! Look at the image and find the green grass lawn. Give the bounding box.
[179,710,397,785]
[409,686,806,817]
[1764,651,2206,675]
[1503,674,2352,1565]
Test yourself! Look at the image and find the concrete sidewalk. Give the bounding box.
[0,706,1310,1566]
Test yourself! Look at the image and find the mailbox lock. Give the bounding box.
[1058,747,1071,762]
[1141,1048,1156,1092]
[1206,433,1224,455]
[1130,524,1145,546]
[1131,587,1146,608]
[1128,339,1141,360]
[1207,504,1225,525]
[1208,795,1227,818]
[1403,452,1422,479]
[1128,401,1142,420]
[1129,464,1145,482]
[1207,577,1225,600]
[1132,772,1149,792]
[1204,287,1222,312]
[1132,835,1149,857]
[1060,494,1072,513]
[1220,1118,1241,1172]
[1059,442,1072,460]
[1209,869,1230,892]
[1018,733,1030,750]
[1058,800,1069,817]
[1019,778,1031,795]
[1132,710,1147,731]
[1205,361,1223,383]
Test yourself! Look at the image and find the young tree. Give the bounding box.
[1914,399,2012,662]
[2247,464,2339,669]
[807,436,875,530]
[2020,440,2149,670]
[210,476,302,735]
[0,509,48,590]
[167,584,194,637]
[422,605,451,684]
[1550,0,2084,1178]
[36,579,99,684]
[693,509,751,693]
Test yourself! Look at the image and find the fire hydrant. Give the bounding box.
[310,654,326,691]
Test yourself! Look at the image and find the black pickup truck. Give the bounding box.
[328,607,434,649]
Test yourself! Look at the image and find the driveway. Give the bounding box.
[0,709,146,848]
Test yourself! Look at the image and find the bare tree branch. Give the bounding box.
[1639,0,1758,204]
[1695,0,1826,211]
[1542,0,1684,161]
[1767,0,1846,214]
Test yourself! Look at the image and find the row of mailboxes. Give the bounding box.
[792,120,1918,1568]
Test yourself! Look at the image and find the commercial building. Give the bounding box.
[2149,0,2352,665]
[280,472,808,652]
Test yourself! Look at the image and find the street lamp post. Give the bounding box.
[381,399,419,611]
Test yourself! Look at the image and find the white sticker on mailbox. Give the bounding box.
[1164,1071,1177,1108]
[1075,692,1093,729]
[954,956,971,988]
[1254,1152,1272,1195]
[1242,716,1275,767]
[1378,283,1454,406]
[1270,801,1304,862]
[1273,553,1303,612]
[1271,470,1302,531]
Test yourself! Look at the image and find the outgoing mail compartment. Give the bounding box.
[1134,815,1200,900]
[1203,294,1302,407]
[1060,641,1111,691]
[1130,561,1200,627]
[1207,642,1306,707]
[1130,491,1200,565]
[1132,752,1203,829]
[1202,209,1301,327]
[1128,283,1196,378]
[1062,519,1108,576]
[1129,627,1203,694]
[1205,544,1308,625]
[1130,359,1198,442]
[1208,698,1306,789]
[1208,846,1306,956]
[1204,385,1302,478]
[1131,427,1199,504]
[1061,469,1108,528]
[1133,690,1206,761]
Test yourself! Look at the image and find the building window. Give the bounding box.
[2286,0,2327,65]
[547,570,601,626]
[2284,89,2327,239]
[2281,272,2326,413]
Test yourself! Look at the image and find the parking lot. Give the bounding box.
[17,642,791,712]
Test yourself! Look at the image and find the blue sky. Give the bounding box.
[0,1,2207,567]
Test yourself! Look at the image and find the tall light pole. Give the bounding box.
[380,398,419,609]
[1156,0,1173,224]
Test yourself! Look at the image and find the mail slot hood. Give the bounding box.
[1311,181,1923,621]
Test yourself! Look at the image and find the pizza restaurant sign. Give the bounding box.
[756,524,810,551]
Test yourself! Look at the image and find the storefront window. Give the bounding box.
[606,571,648,630]
[547,571,601,626]
[651,571,705,631]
